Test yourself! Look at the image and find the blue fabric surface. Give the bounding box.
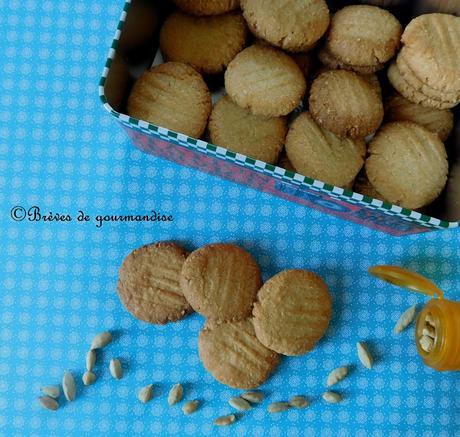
[0,1,459,436]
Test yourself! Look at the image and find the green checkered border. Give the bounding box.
[98,0,459,233]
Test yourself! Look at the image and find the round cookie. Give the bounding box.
[252,270,332,356]
[387,62,457,110]
[241,0,329,52]
[318,46,384,74]
[159,11,247,75]
[326,5,402,68]
[401,13,460,94]
[385,94,454,141]
[127,62,211,138]
[117,242,193,324]
[309,70,384,138]
[198,318,280,389]
[365,122,448,210]
[172,0,240,16]
[208,95,287,164]
[285,112,365,188]
[180,243,262,322]
[225,45,306,117]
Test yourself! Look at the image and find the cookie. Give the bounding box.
[241,0,330,52]
[180,243,262,322]
[387,62,457,110]
[225,45,306,117]
[318,46,384,74]
[365,122,448,210]
[385,94,454,141]
[309,70,384,138]
[127,62,211,138]
[117,242,193,324]
[353,170,384,200]
[252,270,332,356]
[172,0,240,16]
[198,318,280,389]
[285,112,365,188]
[396,49,460,103]
[401,13,460,94]
[208,95,287,164]
[159,11,247,75]
[326,5,402,68]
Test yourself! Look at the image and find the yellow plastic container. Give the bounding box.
[369,265,460,371]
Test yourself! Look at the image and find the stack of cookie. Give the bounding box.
[117,241,332,389]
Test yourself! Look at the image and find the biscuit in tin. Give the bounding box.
[318,46,384,75]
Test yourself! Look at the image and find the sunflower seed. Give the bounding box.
[38,396,59,411]
[138,384,153,403]
[167,383,183,405]
[62,371,76,401]
[357,342,373,369]
[182,400,199,415]
[289,395,309,409]
[322,391,342,404]
[425,313,435,327]
[327,366,349,387]
[419,334,434,352]
[40,385,60,399]
[86,350,96,372]
[268,402,291,413]
[214,414,236,426]
[422,325,436,339]
[393,305,417,334]
[240,391,264,404]
[90,331,112,350]
[109,358,123,379]
[229,397,251,411]
[82,371,96,386]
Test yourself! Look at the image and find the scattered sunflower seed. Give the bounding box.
[419,334,434,352]
[289,395,309,409]
[109,358,123,379]
[182,400,199,415]
[138,384,153,403]
[322,391,342,404]
[229,396,251,411]
[425,313,435,327]
[423,325,436,339]
[168,383,183,406]
[40,385,60,399]
[38,396,59,411]
[62,371,76,401]
[327,366,349,387]
[357,341,373,369]
[86,350,96,372]
[214,414,236,426]
[82,371,96,386]
[240,391,264,404]
[393,305,417,334]
[268,401,291,413]
[90,331,112,350]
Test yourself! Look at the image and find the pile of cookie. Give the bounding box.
[117,241,332,388]
[125,0,459,211]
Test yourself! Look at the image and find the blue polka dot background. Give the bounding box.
[0,0,459,436]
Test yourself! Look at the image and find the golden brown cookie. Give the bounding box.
[159,11,247,75]
[309,70,384,138]
[208,95,287,164]
[117,242,193,324]
[127,62,211,138]
[285,112,365,188]
[198,318,279,389]
[326,5,402,68]
[353,170,384,200]
[365,122,448,210]
[401,13,460,95]
[253,270,332,356]
[318,46,384,74]
[387,62,457,110]
[225,45,306,117]
[241,0,329,52]
[180,243,262,322]
[385,94,454,141]
[172,0,240,16]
